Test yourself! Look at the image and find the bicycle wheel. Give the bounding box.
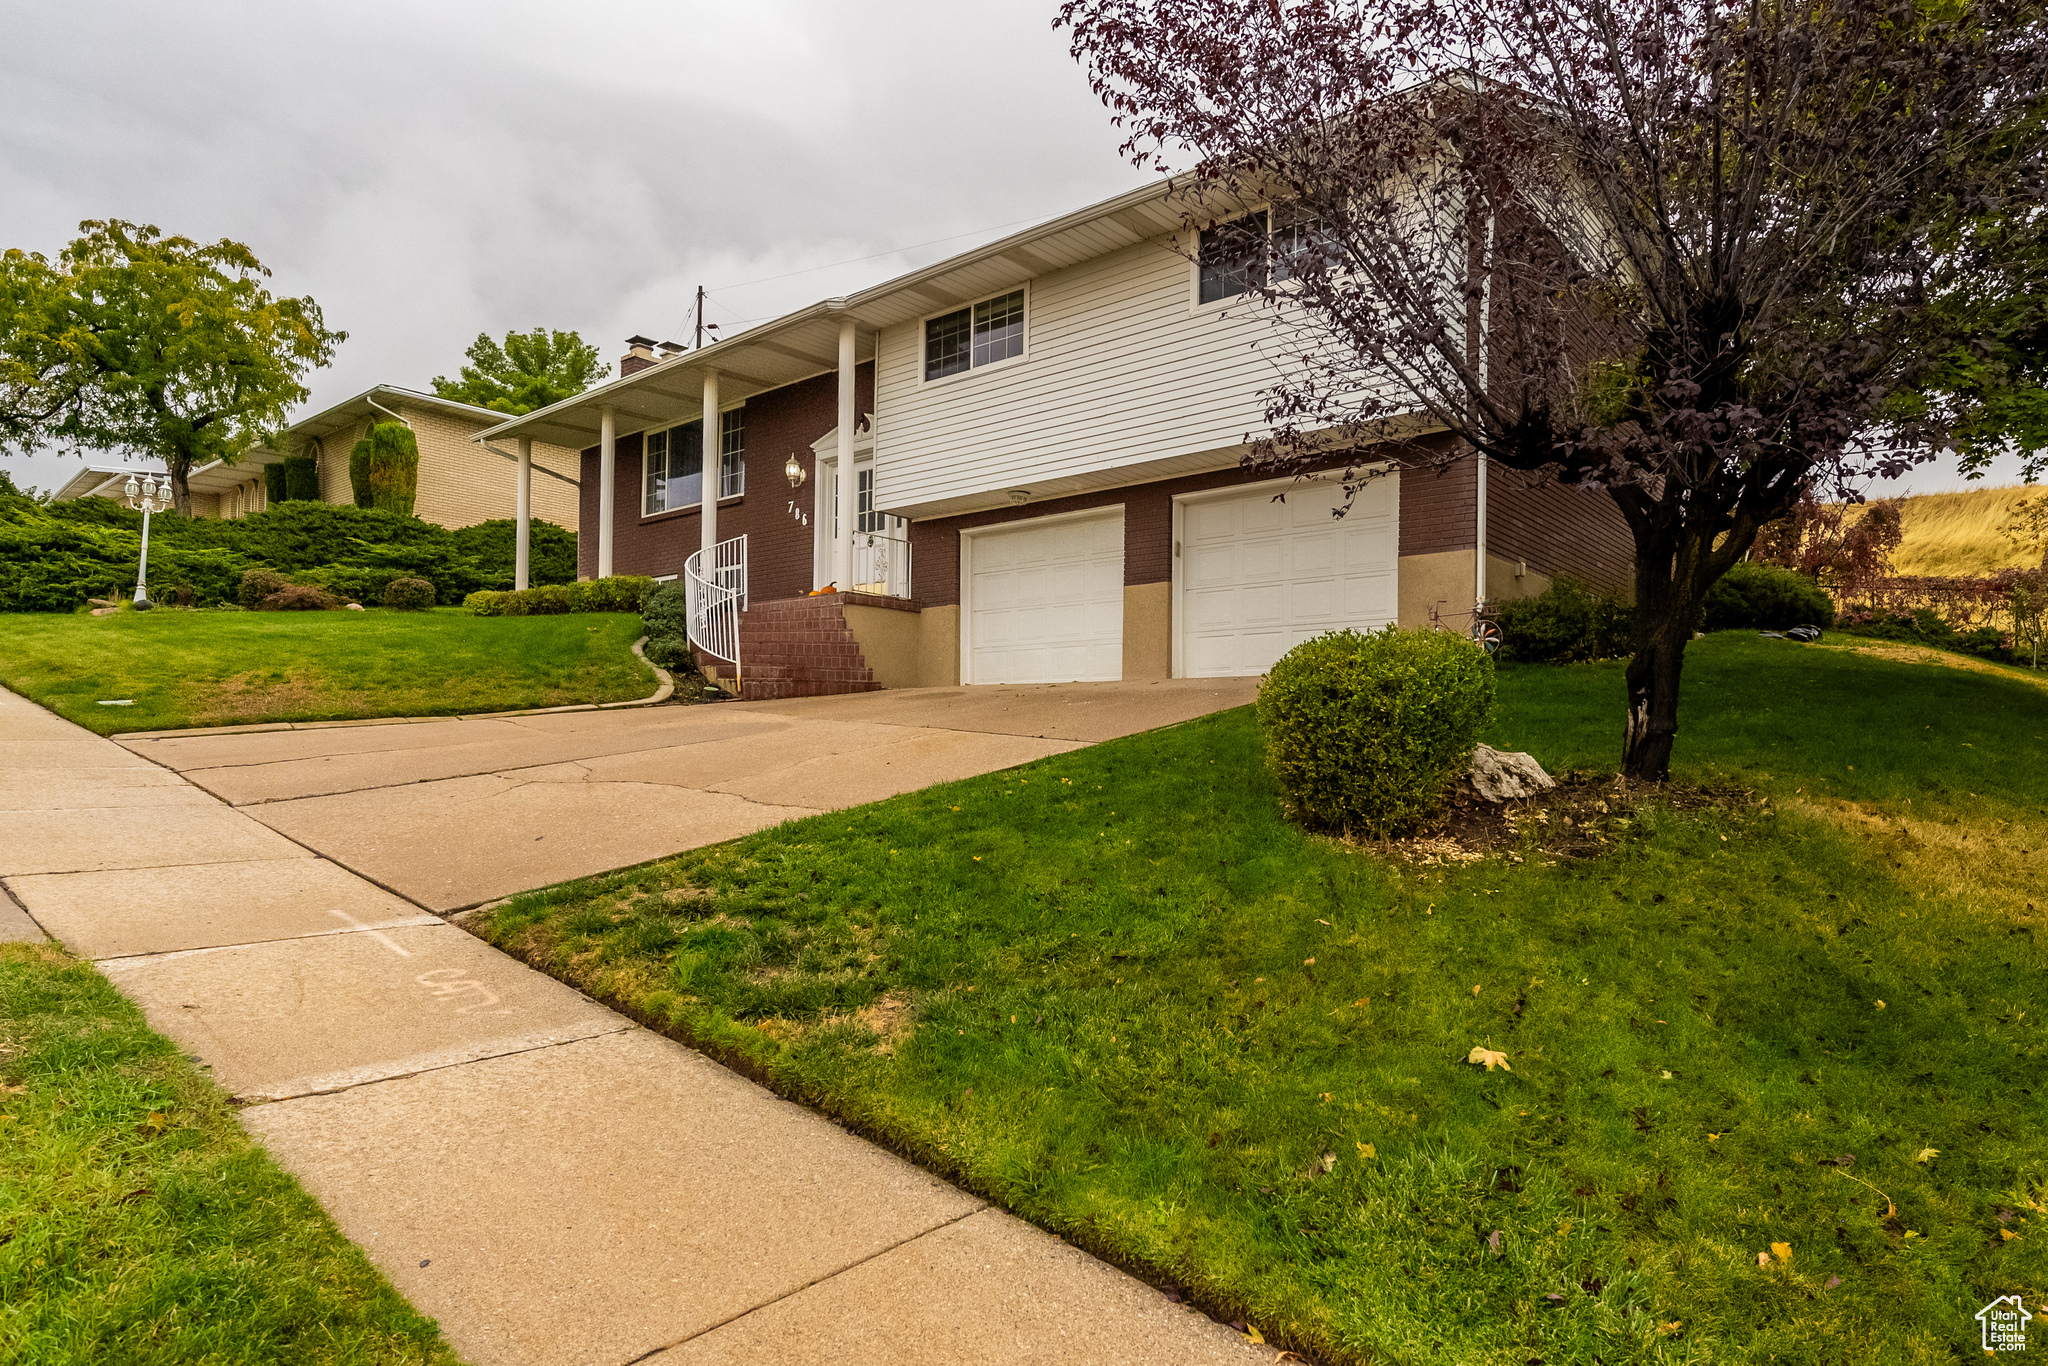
[1471,621,1503,655]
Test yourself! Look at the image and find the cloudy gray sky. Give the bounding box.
[2,0,1141,492]
[2,0,2028,497]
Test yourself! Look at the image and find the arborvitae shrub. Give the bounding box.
[282,455,320,502]
[1257,625,1497,839]
[364,422,419,517]
[348,440,375,509]
[263,462,288,504]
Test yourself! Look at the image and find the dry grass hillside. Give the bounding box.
[1848,483,2045,576]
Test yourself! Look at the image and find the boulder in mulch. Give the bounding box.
[1468,745,1558,803]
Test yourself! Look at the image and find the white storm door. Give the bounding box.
[1176,473,1398,677]
[963,509,1124,685]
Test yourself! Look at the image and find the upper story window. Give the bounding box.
[1198,211,1269,304]
[1198,206,1337,304]
[924,288,1026,381]
[643,408,745,516]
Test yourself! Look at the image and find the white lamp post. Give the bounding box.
[124,472,168,608]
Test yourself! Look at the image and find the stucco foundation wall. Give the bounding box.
[841,603,925,690]
[1397,551,1553,628]
[1122,582,1171,679]
[575,363,872,591]
[916,605,960,688]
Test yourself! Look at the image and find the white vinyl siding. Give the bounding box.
[962,510,1125,685]
[874,235,1277,515]
[1175,475,1398,677]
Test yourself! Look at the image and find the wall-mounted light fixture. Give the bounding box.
[785,454,807,489]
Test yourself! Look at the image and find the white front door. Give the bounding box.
[1175,473,1399,677]
[962,509,1125,685]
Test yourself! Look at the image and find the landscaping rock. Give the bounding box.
[1468,745,1557,803]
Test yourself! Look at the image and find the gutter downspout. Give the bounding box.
[1475,212,1494,615]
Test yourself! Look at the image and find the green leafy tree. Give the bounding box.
[431,328,604,416]
[4,221,342,515]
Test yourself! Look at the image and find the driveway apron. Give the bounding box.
[0,682,1264,1366]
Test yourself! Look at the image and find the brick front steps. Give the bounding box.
[695,592,915,701]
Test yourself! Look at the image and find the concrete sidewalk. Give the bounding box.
[115,677,1257,911]
[0,684,1265,1366]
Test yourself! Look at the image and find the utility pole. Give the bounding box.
[693,286,705,350]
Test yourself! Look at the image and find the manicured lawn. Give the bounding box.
[471,634,2048,1365]
[0,607,657,735]
[0,941,457,1365]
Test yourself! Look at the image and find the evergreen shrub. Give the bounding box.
[263,462,288,504]
[364,422,419,517]
[1257,625,1497,839]
[382,577,436,610]
[348,440,375,508]
[1702,561,1836,631]
[462,576,651,618]
[282,455,320,502]
[257,584,341,611]
[1494,577,1634,663]
[640,580,692,668]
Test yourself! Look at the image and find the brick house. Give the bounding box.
[482,181,1630,697]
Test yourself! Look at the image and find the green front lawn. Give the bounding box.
[0,942,457,1365]
[471,635,2048,1365]
[0,607,657,735]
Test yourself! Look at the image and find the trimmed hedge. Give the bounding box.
[1495,577,1635,664]
[263,462,288,504]
[1703,561,1836,631]
[238,568,290,609]
[463,575,653,617]
[282,454,320,502]
[0,494,577,612]
[1257,625,1497,839]
[257,584,342,611]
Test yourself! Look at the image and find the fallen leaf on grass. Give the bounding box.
[1472,984,1481,997]
[1915,1147,1939,1164]
[1771,1242,1792,1263]
[137,1111,172,1135]
[1657,1321,1682,1337]
[1824,1275,1842,1290]
[1356,1142,1376,1159]
[2001,1228,2020,1241]
[1303,957,1315,967]
[1757,1251,1771,1268]
[1309,1150,1337,1178]
[1468,1046,1511,1071]
[1245,1324,1266,1345]
[1487,1229,1503,1254]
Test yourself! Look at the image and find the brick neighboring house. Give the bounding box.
[482,180,1631,698]
[54,386,582,534]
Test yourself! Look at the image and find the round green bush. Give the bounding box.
[1257,625,1497,839]
[382,576,436,611]
[1702,561,1836,631]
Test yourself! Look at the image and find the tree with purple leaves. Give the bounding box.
[1057,0,2048,778]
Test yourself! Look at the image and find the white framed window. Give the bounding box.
[923,287,1027,382]
[718,407,745,499]
[642,408,745,516]
[1196,206,1338,306]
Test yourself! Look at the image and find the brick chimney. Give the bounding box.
[620,335,657,378]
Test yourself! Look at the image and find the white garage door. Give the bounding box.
[964,510,1124,684]
[1178,474,1398,677]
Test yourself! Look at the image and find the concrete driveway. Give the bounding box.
[115,678,1258,912]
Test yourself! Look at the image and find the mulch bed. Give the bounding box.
[1381,771,1749,866]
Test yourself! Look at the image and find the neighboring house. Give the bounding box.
[483,180,1630,697]
[54,386,582,533]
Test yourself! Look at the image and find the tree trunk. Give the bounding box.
[167,454,192,518]
[1618,520,1722,782]
[1621,605,1691,781]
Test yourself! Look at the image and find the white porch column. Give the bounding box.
[515,436,532,591]
[700,368,720,557]
[833,317,857,590]
[598,407,616,579]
